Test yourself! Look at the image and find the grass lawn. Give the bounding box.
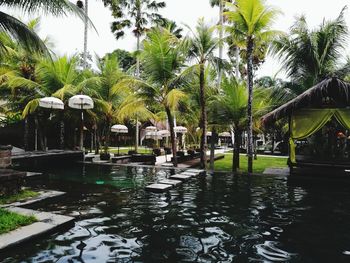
[0,190,39,205]
[108,147,151,154]
[0,208,36,234]
[214,153,288,173]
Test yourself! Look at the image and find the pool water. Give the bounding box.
[2,166,350,262]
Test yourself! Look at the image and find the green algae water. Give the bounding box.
[2,165,350,262]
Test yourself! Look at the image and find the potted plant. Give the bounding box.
[100,145,110,160]
[153,148,161,156]
[164,147,172,154]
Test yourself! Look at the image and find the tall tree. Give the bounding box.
[124,28,189,167]
[188,19,219,169]
[0,0,86,57]
[225,0,280,173]
[271,8,349,91]
[107,0,165,151]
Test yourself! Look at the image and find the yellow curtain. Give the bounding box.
[290,109,335,163]
[334,109,350,130]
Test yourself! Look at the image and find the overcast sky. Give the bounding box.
[7,0,350,78]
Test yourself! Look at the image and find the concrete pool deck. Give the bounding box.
[0,207,74,251]
[0,190,75,251]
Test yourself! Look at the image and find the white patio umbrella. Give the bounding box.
[158,130,170,137]
[38,97,64,151]
[68,95,94,112]
[111,124,128,155]
[145,131,162,140]
[145,126,157,132]
[39,97,64,110]
[68,95,94,150]
[111,124,128,133]
[219,132,231,137]
[174,126,187,134]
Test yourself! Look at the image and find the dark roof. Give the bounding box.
[261,77,350,125]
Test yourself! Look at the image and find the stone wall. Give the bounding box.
[0,145,12,168]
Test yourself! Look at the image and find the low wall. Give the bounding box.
[12,150,84,171]
[0,145,12,168]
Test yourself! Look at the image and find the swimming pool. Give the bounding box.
[2,165,350,262]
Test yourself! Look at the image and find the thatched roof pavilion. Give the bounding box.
[261,77,350,175]
[262,77,350,125]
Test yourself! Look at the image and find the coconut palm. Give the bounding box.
[0,0,86,57]
[107,0,165,76]
[271,8,349,91]
[224,0,280,173]
[123,28,189,167]
[211,76,271,172]
[3,55,83,150]
[211,77,247,172]
[188,19,219,169]
[106,0,166,150]
[84,54,146,156]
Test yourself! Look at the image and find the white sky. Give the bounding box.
[6,0,350,78]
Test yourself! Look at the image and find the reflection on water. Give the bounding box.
[2,166,350,262]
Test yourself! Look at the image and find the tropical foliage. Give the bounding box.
[0,0,349,173]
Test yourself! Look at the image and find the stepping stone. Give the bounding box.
[186,169,205,174]
[145,183,172,193]
[158,179,182,186]
[170,174,192,181]
[180,172,197,176]
[93,160,108,164]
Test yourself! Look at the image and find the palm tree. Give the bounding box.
[211,77,246,171]
[224,0,280,173]
[107,0,165,75]
[4,55,83,150]
[0,0,86,57]
[124,28,189,167]
[211,76,271,172]
[271,8,349,91]
[107,0,166,151]
[84,54,138,154]
[188,19,219,169]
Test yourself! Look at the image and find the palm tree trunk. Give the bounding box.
[105,121,111,152]
[233,130,241,172]
[135,28,141,152]
[82,0,88,69]
[24,117,29,151]
[218,0,223,87]
[209,127,217,171]
[79,111,84,150]
[135,116,139,152]
[247,37,254,173]
[35,116,45,151]
[165,106,177,167]
[60,120,64,150]
[235,47,240,79]
[199,63,207,169]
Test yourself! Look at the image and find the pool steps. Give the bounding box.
[145,169,205,193]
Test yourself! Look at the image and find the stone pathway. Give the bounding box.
[0,190,74,251]
[0,190,65,208]
[263,167,290,176]
[0,207,74,251]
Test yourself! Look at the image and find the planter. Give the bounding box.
[176,151,185,157]
[187,149,195,156]
[0,145,13,169]
[153,148,161,156]
[164,147,172,154]
[0,169,26,196]
[100,153,111,160]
